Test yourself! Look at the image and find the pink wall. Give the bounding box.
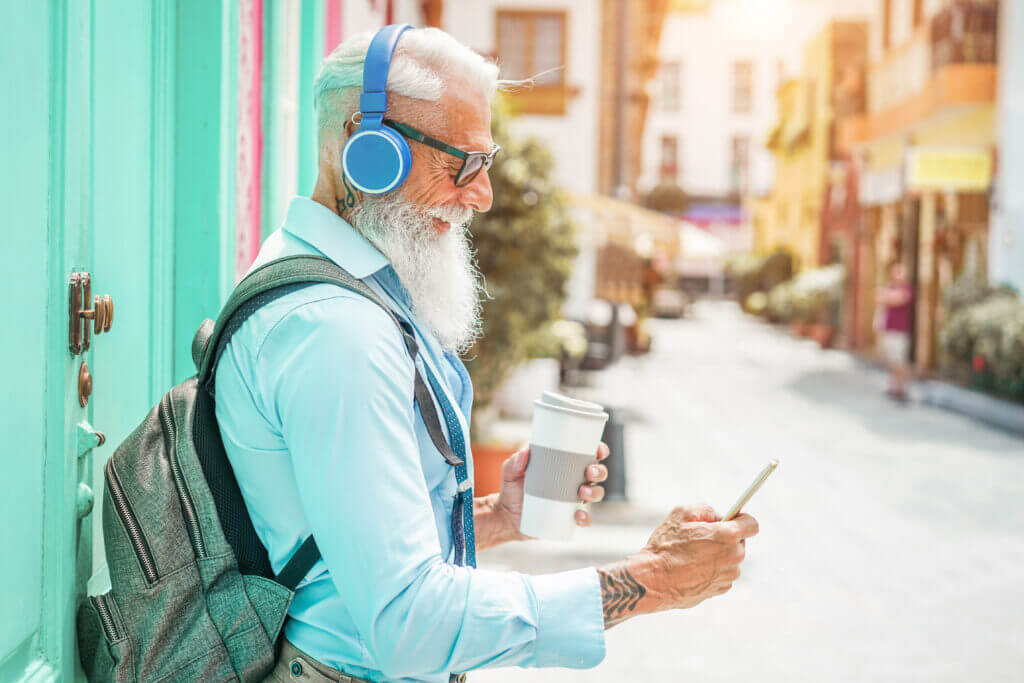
[325,0,343,57]
[236,0,264,280]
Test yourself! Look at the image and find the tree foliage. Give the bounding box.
[642,182,689,214]
[465,98,578,414]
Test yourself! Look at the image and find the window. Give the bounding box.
[659,62,681,112]
[659,135,679,182]
[496,10,568,115]
[732,61,753,114]
[729,135,750,195]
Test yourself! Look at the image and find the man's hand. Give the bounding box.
[474,443,610,550]
[597,503,758,627]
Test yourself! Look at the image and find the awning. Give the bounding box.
[676,221,730,277]
[679,221,729,260]
[568,193,682,259]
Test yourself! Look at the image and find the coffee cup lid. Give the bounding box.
[540,391,606,417]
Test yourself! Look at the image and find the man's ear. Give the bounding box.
[344,117,358,138]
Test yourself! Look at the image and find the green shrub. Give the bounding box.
[726,249,793,305]
[943,272,1016,315]
[765,264,845,324]
[465,97,578,417]
[641,183,689,214]
[939,293,1024,399]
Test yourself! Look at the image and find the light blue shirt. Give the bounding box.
[215,197,605,682]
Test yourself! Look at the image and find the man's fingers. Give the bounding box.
[730,541,745,562]
[574,509,592,527]
[596,442,610,461]
[677,502,720,523]
[501,447,529,482]
[586,464,608,483]
[578,484,605,503]
[729,513,759,539]
[722,565,741,581]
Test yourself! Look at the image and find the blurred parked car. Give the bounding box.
[651,287,689,318]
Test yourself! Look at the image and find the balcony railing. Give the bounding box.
[930,0,998,71]
[868,25,930,115]
[867,0,997,116]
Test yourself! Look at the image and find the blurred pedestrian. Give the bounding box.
[875,261,914,401]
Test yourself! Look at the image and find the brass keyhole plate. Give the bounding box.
[78,362,93,407]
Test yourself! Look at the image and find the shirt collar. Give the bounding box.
[281,196,389,279]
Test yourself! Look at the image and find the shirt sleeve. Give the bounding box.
[254,295,606,678]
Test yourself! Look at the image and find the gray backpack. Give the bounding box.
[77,255,462,681]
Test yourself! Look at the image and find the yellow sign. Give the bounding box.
[905,146,993,192]
[669,0,709,12]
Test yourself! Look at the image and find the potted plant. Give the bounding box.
[464,98,578,495]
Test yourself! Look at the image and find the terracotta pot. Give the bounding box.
[809,323,835,348]
[791,320,808,337]
[471,442,519,497]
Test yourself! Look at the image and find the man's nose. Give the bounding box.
[459,168,493,213]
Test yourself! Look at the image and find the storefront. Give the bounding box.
[904,145,995,369]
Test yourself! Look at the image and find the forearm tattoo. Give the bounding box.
[598,566,646,624]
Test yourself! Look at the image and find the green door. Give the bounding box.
[0,1,164,679]
[0,1,237,679]
[2,2,94,678]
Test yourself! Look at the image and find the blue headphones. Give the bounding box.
[341,24,414,194]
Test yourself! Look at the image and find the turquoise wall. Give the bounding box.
[0,1,323,679]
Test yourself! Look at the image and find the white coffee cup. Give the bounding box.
[520,391,609,541]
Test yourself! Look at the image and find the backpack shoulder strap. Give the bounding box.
[195,254,397,385]
[192,254,464,590]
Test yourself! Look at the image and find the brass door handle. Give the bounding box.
[81,295,114,334]
[69,273,114,354]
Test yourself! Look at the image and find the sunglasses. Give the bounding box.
[383,119,500,187]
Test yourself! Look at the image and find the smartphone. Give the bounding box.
[722,460,778,521]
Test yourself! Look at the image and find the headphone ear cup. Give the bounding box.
[341,126,413,195]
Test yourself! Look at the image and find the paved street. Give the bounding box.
[474,301,1024,683]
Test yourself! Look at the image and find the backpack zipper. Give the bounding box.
[91,594,122,642]
[105,459,158,584]
[159,394,207,558]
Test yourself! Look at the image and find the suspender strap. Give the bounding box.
[401,322,463,467]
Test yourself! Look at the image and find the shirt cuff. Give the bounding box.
[527,567,607,669]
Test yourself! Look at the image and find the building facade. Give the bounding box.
[443,0,669,200]
[441,0,605,196]
[642,0,873,264]
[841,0,999,370]
[641,1,877,199]
[758,21,870,265]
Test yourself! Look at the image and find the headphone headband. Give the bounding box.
[342,24,415,195]
[360,24,413,118]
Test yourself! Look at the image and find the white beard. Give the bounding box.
[349,195,485,355]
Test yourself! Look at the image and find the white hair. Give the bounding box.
[350,196,484,354]
[314,27,499,132]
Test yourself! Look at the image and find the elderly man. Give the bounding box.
[215,26,757,683]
